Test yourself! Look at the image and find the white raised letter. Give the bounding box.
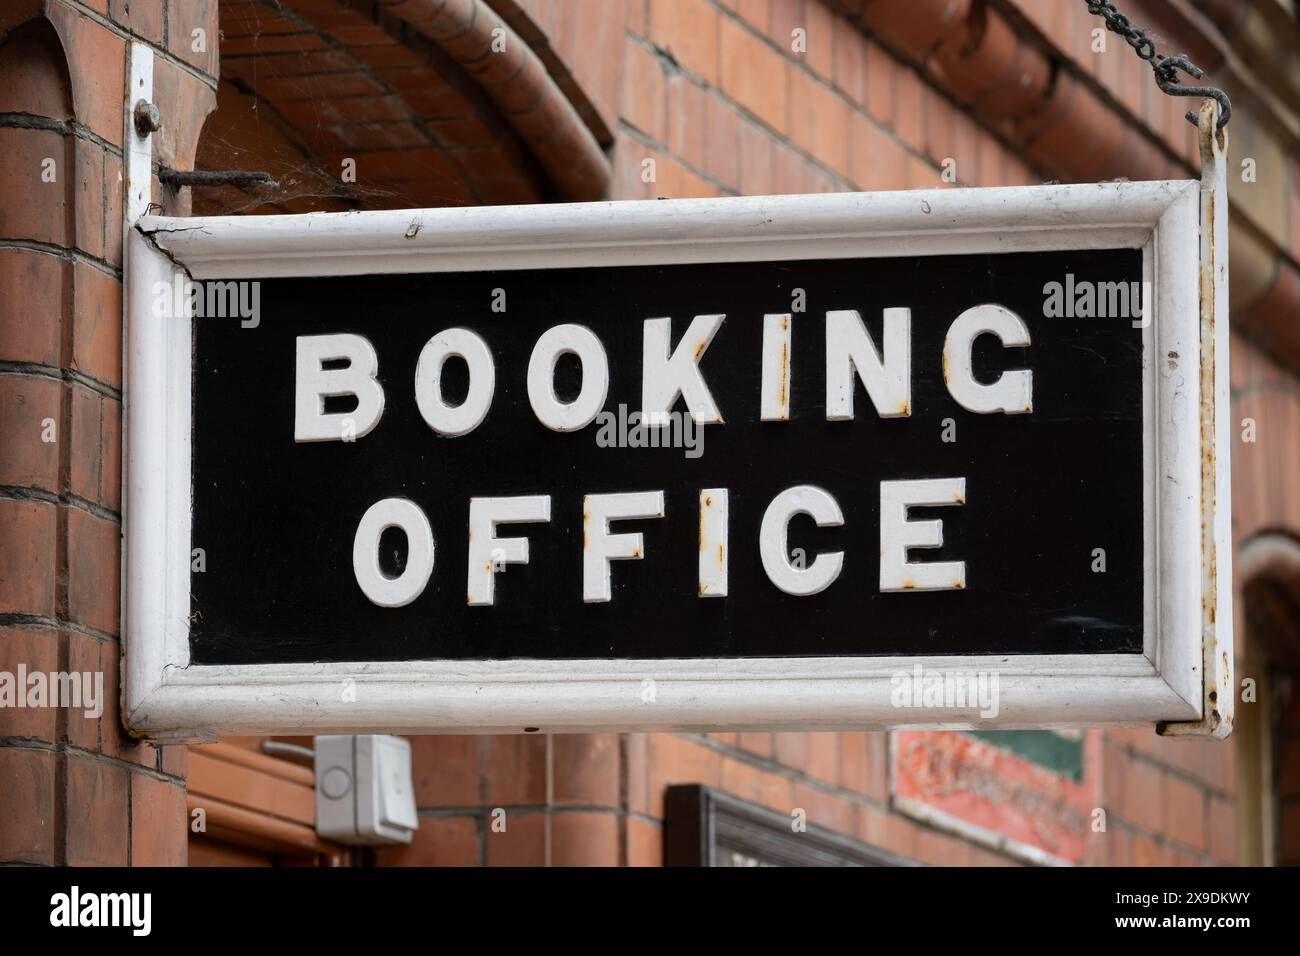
[527,324,609,431]
[415,328,495,436]
[943,304,1033,413]
[642,315,725,424]
[759,485,844,596]
[295,333,385,442]
[353,498,435,608]
[583,491,665,603]
[879,477,966,592]
[698,488,729,597]
[761,313,792,421]
[826,308,911,419]
[467,495,551,605]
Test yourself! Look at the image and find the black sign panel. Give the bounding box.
[189,249,1143,665]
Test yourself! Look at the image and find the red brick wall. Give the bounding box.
[4,0,1294,868]
[0,0,216,866]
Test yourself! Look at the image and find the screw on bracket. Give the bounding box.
[133,99,161,137]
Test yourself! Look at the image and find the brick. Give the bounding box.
[912,824,972,865]
[923,87,958,167]
[648,734,723,818]
[427,118,505,149]
[857,802,919,861]
[250,72,386,101]
[552,811,620,865]
[45,5,127,147]
[485,809,545,865]
[738,731,773,758]
[793,781,857,836]
[1120,758,1164,833]
[71,263,122,389]
[69,384,102,503]
[0,250,64,367]
[1207,795,1235,864]
[553,733,620,807]
[787,70,849,177]
[130,773,187,865]
[219,32,329,57]
[666,74,707,172]
[0,498,57,618]
[768,0,803,52]
[484,734,547,806]
[833,20,866,106]
[838,732,870,793]
[804,732,840,783]
[0,374,61,492]
[893,66,925,149]
[331,148,458,183]
[411,735,480,807]
[720,17,788,134]
[627,817,662,866]
[100,397,121,512]
[0,127,69,246]
[73,139,105,259]
[651,152,717,198]
[376,815,478,865]
[848,113,906,190]
[770,141,804,193]
[737,120,773,195]
[865,732,889,801]
[625,733,650,815]
[864,40,895,127]
[702,93,740,188]
[1131,831,1170,866]
[720,756,794,813]
[625,0,649,36]
[100,642,153,766]
[109,0,163,43]
[905,152,937,189]
[103,152,123,267]
[168,0,219,75]
[649,0,719,86]
[803,0,834,79]
[0,16,74,118]
[622,40,665,141]
[1163,773,1207,852]
[0,625,59,741]
[66,753,129,865]
[67,507,120,637]
[736,0,770,33]
[0,746,56,863]
[64,630,100,751]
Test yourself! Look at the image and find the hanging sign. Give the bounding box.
[122,183,1228,737]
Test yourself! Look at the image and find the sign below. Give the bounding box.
[123,184,1228,737]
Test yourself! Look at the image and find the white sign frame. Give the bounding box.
[123,183,1226,738]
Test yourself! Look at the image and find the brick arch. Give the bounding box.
[1232,376,1300,548]
[194,0,609,214]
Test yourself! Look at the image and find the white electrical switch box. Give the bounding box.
[314,735,418,846]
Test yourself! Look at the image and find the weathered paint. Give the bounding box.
[1161,99,1233,740]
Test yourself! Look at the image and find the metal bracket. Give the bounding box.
[124,43,155,229]
[1158,98,1233,739]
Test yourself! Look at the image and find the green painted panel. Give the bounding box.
[965,731,1084,782]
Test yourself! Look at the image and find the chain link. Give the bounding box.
[1084,0,1231,130]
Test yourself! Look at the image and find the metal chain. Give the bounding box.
[1084,0,1231,130]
